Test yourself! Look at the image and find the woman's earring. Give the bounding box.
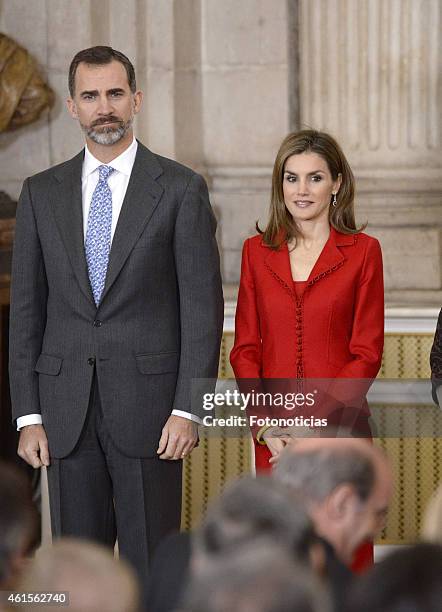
[332,192,337,207]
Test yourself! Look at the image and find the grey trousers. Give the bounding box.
[46,375,182,603]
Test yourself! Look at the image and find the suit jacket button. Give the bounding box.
[88,357,96,366]
[93,320,102,327]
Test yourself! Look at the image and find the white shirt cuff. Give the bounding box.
[17,411,203,429]
[436,385,442,407]
[16,414,43,431]
[171,409,202,425]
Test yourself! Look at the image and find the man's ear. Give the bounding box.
[133,90,143,115]
[326,484,358,521]
[66,97,78,119]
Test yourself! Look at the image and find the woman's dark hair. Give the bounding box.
[259,129,365,248]
[68,46,136,97]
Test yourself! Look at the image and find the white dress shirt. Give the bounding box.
[17,138,199,429]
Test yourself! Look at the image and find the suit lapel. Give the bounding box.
[264,242,296,298]
[100,143,164,303]
[52,151,95,306]
[264,228,354,294]
[307,228,354,285]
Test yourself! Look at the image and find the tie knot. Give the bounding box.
[98,165,115,181]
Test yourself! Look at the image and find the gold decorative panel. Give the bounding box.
[379,334,434,379]
[375,404,441,544]
[182,431,251,531]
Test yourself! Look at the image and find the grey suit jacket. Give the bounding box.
[9,142,224,458]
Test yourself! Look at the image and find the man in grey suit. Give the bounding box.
[9,46,223,596]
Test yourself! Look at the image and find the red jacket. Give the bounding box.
[230,228,384,574]
[230,228,384,383]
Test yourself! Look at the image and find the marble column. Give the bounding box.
[298,0,442,303]
[202,0,295,281]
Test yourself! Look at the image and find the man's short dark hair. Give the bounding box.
[68,46,136,97]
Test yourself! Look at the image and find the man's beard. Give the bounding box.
[81,115,133,145]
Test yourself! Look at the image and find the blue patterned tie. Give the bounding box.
[85,165,115,305]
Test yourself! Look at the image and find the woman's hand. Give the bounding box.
[263,426,292,465]
[266,425,320,465]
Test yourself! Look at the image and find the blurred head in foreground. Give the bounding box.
[192,475,324,574]
[274,437,393,564]
[17,538,140,612]
[0,461,39,589]
[183,540,332,612]
[345,542,442,612]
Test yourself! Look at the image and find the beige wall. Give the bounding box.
[0,0,441,304]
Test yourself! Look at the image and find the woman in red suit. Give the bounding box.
[230,130,384,571]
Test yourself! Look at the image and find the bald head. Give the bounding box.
[18,539,140,612]
[275,437,390,504]
[273,438,393,563]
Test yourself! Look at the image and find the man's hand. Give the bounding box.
[18,424,50,468]
[157,415,198,460]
